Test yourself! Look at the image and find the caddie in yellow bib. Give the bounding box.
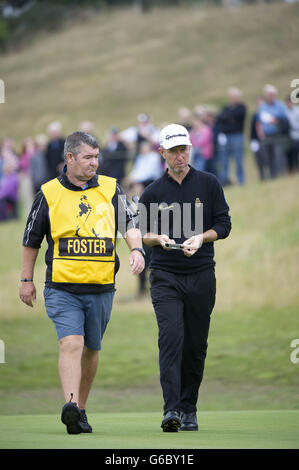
[21,132,145,435]
[42,174,117,286]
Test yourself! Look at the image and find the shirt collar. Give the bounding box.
[58,165,99,191]
[163,165,195,184]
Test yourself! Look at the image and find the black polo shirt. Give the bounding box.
[139,166,231,274]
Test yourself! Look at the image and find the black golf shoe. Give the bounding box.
[61,401,82,435]
[161,411,181,432]
[79,409,93,433]
[180,412,198,431]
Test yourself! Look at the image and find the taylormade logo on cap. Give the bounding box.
[165,133,187,140]
[160,124,192,150]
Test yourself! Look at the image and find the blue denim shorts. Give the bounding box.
[44,287,115,350]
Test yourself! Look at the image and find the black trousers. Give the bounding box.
[150,268,216,414]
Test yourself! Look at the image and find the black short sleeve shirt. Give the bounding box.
[22,171,137,293]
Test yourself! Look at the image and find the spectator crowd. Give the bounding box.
[1,83,299,225]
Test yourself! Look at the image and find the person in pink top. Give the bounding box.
[19,136,36,215]
[19,137,36,175]
[0,138,19,220]
[190,109,213,172]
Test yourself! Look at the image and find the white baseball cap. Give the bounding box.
[159,124,192,150]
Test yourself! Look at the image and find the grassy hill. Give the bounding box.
[1,2,299,145]
[0,2,298,417]
[0,174,298,415]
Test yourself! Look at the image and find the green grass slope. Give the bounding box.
[0,411,298,449]
[1,2,299,144]
[0,174,298,415]
[0,1,299,418]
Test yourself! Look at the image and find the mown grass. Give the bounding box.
[1,410,298,449]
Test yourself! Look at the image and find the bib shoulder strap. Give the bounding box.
[96,174,117,200]
[41,178,63,204]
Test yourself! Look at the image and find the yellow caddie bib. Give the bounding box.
[41,175,117,285]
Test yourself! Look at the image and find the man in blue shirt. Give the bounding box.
[256,84,289,178]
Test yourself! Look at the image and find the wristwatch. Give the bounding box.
[131,247,146,257]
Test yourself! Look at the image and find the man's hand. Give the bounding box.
[129,251,145,275]
[19,281,36,308]
[182,235,203,257]
[158,234,176,250]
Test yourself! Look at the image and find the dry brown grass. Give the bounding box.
[1,2,299,144]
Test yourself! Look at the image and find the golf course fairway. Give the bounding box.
[0,410,298,449]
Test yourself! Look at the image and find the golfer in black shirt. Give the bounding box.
[139,124,231,432]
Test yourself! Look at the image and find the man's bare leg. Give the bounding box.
[58,335,84,404]
[79,346,99,410]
